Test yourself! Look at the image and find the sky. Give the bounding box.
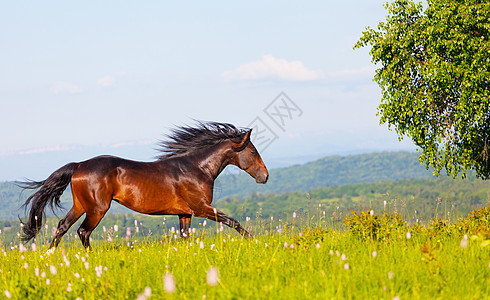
[0,1,417,181]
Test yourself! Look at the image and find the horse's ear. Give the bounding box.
[233,129,252,152]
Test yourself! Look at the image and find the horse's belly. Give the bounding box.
[113,195,190,216]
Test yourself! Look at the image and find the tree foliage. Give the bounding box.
[355,0,490,179]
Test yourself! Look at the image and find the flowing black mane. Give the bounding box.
[157,121,248,159]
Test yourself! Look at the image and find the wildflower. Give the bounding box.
[103,226,106,233]
[207,266,219,286]
[406,231,411,239]
[74,273,80,279]
[344,263,349,270]
[393,296,400,300]
[316,243,321,249]
[372,251,377,258]
[163,273,176,293]
[284,242,288,248]
[84,262,89,270]
[67,283,72,292]
[19,244,27,253]
[114,225,118,232]
[144,287,151,297]
[335,250,340,257]
[31,243,37,252]
[50,265,57,275]
[290,244,294,249]
[200,241,204,249]
[388,271,393,280]
[46,279,50,285]
[41,272,46,278]
[461,236,468,248]
[293,212,297,219]
[211,244,215,250]
[341,254,347,261]
[64,256,70,267]
[35,268,39,276]
[24,263,28,270]
[5,290,11,299]
[369,210,374,216]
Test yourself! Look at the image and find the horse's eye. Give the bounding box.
[250,151,256,155]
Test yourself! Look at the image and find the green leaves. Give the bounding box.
[356,0,490,179]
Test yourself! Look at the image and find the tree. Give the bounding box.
[355,0,490,179]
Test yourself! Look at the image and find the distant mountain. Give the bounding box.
[0,151,432,221]
[213,151,433,199]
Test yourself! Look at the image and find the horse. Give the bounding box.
[19,121,268,250]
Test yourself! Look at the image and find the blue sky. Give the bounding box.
[0,1,416,180]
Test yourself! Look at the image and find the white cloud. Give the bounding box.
[222,55,324,81]
[97,75,116,87]
[50,81,83,95]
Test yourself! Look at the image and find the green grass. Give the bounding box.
[1,208,490,299]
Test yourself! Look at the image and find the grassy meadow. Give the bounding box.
[0,206,489,299]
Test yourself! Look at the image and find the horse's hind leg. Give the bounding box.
[178,214,192,238]
[49,202,85,249]
[77,211,108,250]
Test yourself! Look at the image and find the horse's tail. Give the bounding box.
[18,162,79,242]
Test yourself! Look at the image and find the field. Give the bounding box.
[1,207,489,299]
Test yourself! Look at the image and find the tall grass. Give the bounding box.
[1,205,489,299]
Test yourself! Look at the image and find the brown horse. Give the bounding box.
[20,122,268,249]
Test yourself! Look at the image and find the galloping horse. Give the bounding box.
[20,122,268,249]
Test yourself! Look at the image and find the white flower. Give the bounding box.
[372,251,377,258]
[293,212,297,219]
[284,242,288,248]
[67,283,72,292]
[144,287,151,297]
[24,263,28,270]
[406,231,411,239]
[163,273,176,293]
[341,254,347,261]
[5,290,11,298]
[50,265,57,275]
[200,241,204,249]
[74,273,80,279]
[369,210,374,216]
[316,243,321,249]
[114,225,118,232]
[388,271,394,280]
[46,279,50,285]
[35,268,40,276]
[31,243,37,252]
[344,263,349,270]
[207,266,219,286]
[460,238,468,248]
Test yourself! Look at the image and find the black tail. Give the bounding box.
[18,162,79,242]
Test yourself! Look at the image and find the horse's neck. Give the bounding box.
[191,145,233,180]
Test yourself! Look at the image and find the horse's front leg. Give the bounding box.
[178,214,192,238]
[198,206,253,238]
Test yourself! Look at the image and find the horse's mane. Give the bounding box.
[157,121,248,159]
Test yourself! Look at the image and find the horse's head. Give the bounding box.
[231,129,269,184]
